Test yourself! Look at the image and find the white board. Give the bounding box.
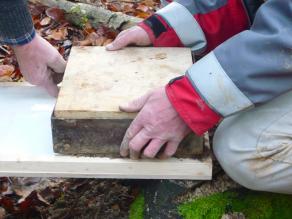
[0,84,212,180]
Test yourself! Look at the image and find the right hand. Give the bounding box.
[106,26,151,51]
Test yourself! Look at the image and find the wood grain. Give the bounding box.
[54,46,193,119]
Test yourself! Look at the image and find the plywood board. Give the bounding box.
[54,46,193,119]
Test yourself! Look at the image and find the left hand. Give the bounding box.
[120,87,191,159]
[12,34,66,97]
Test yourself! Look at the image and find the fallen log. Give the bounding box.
[30,0,143,30]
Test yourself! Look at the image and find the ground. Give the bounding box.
[0,1,292,218]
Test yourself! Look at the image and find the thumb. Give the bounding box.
[106,29,135,51]
[42,69,59,97]
[119,91,152,112]
[48,53,67,74]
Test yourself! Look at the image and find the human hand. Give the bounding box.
[120,87,191,159]
[106,26,151,51]
[12,34,66,97]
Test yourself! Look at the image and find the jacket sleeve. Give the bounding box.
[0,0,35,45]
[139,0,251,54]
[166,0,292,135]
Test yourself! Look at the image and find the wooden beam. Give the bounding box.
[52,47,202,158]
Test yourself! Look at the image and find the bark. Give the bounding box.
[30,0,143,30]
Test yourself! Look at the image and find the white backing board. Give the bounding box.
[0,84,212,180]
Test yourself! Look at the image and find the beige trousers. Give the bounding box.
[213,91,292,194]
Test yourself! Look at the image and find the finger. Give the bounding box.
[120,117,143,157]
[48,54,67,74]
[41,69,59,97]
[143,139,166,158]
[51,71,64,84]
[158,141,179,159]
[130,148,140,160]
[119,91,152,112]
[128,129,150,159]
[106,30,135,51]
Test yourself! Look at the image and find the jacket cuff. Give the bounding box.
[139,1,207,53]
[138,15,183,47]
[166,76,221,136]
[0,0,35,45]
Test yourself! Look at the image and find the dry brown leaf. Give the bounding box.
[40,17,52,26]
[93,36,107,46]
[0,65,14,77]
[46,7,65,22]
[141,0,157,7]
[103,38,113,46]
[47,28,68,40]
[135,11,151,19]
[107,3,121,12]
[75,39,91,46]
[136,4,149,12]
[122,4,135,13]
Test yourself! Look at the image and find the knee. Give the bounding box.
[213,124,266,191]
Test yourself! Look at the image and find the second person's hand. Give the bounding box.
[106,26,151,51]
[120,87,191,160]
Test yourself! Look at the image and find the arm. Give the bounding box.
[139,0,251,53]
[167,0,292,135]
[118,0,292,159]
[107,0,262,54]
[0,0,35,45]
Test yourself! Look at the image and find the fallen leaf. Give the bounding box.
[103,38,113,46]
[141,0,157,7]
[135,11,151,19]
[136,4,149,12]
[40,17,52,26]
[95,37,107,46]
[122,4,135,13]
[46,7,65,22]
[47,28,68,40]
[83,22,96,35]
[107,3,121,12]
[0,65,14,76]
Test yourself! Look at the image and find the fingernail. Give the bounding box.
[105,43,114,50]
[119,104,128,111]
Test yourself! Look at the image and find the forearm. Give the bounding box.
[0,0,35,45]
[139,0,260,54]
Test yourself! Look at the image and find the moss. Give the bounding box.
[178,189,292,219]
[67,5,88,28]
[129,193,145,219]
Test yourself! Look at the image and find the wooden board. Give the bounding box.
[55,47,193,119]
[53,46,203,157]
[0,85,212,179]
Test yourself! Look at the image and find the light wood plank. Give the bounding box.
[54,46,193,119]
[0,156,212,180]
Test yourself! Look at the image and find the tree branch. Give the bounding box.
[30,0,143,30]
